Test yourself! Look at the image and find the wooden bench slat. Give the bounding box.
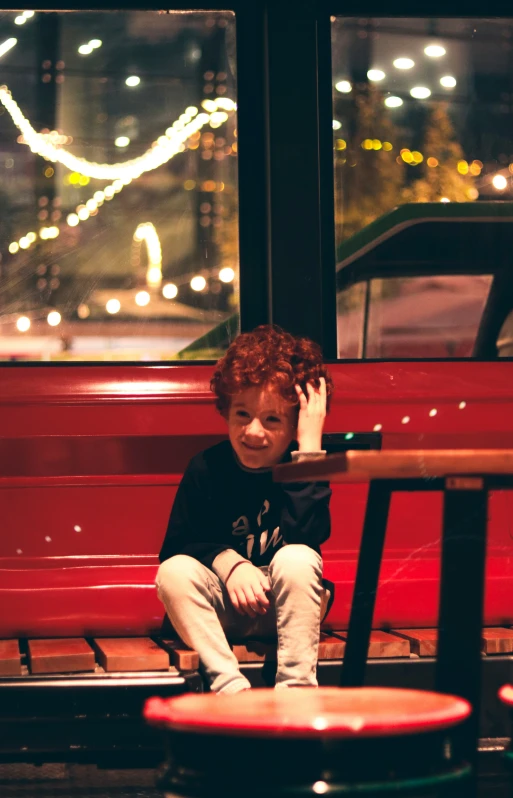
[231,632,347,664]
[0,639,22,676]
[229,631,402,663]
[318,632,346,660]
[28,639,95,674]
[327,631,410,658]
[232,640,275,663]
[93,638,169,672]
[482,628,513,654]
[159,639,200,671]
[17,625,511,676]
[367,631,410,658]
[392,628,513,656]
[392,629,438,657]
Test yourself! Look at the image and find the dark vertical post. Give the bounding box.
[341,480,391,686]
[265,1,333,351]
[316,13,338,359]
[436,478,488,770]
[236,1,269,331]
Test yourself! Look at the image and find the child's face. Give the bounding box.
[227,385,297,469]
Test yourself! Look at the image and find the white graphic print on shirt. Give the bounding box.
[231,500,282,560]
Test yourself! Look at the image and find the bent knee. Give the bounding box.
[156,554,208,596]
[270,544,322,575]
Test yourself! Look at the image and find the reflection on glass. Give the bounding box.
[0,11,238,361]
[331,18,513,245]
[338,275,493,359]
[366,275,493,358]
[336,282,366,359]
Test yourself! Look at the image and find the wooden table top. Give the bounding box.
[273,449,513,483]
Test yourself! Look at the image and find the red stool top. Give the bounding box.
[498,685,513,706]
[144,687,471,739]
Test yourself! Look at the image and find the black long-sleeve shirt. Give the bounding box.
[159,440,331,570]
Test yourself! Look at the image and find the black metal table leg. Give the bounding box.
[435,477,489,771]
[341,480,392,687]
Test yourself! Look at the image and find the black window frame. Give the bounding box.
[0,1,271,358]
[2,0,513,364]
[321,1,513,361]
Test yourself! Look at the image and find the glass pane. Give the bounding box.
[497,312,513,357]
[331,17,513,246]
[365,274,493,358]
[0,11,238,361]
[336,281,366,359]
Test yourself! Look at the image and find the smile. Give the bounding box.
[242,443,267,451]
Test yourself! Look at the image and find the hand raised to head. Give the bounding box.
[294,376,327,453]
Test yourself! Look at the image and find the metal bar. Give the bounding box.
[435,478,489,772]
[340,480,392,686]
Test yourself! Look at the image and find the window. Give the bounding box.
[0,10,238,361]
[332,17,513,358]
[338,274,493,359]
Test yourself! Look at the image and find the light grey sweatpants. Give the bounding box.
[156,544,324,694]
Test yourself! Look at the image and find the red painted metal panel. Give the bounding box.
[1,361,513,637]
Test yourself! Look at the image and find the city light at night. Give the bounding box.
[424,44,446,57]
[190,276,207,292]
[0,38,17,58]
[393,58,414,69]
[162,283,178,299]
[492,174,507,190]
[410,86,431,99]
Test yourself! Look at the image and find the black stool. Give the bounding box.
[145,686,471,797]
[498,685,513,788]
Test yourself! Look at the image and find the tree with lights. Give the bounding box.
[334,85,406,244]
[403,103,476,203]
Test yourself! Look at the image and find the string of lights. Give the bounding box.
[6,96,237,255]
[4,92,237,331]
[0,86,236,180]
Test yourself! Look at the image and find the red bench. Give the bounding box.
[2,361,513,760]
[2,361,513,641]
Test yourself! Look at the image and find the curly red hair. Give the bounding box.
[211,325,333,416]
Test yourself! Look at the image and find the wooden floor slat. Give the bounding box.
[93,638,169,672]
[159,639,200,671]
[392,629,438,657]
[28,638,95,674]
[0,639,22,676]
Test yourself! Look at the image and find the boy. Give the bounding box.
[156,325,333,694]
